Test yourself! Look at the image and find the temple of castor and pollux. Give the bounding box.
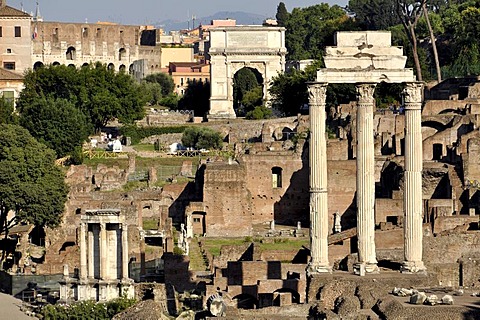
[5,30,480,318]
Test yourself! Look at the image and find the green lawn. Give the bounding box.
[202,237,309,257]
[132,144,156,152]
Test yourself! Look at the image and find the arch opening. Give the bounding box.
[232,67,264,117]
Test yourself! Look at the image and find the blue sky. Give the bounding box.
[8,0,348,25]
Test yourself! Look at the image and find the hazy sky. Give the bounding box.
[7,0,348,25]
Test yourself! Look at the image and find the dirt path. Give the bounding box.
[0,293,36,319]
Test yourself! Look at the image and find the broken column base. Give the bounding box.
[354,262,379,276]
[306,263,331,276]
[401,261,427,274]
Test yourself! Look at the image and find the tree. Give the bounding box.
[144,72,175,96]
[181,127,222,150]
[233,68,262,112]
[394,0,427,81]
[0,124,68,235]
[19,97,90,159]
[17,63,147,133]
[276,2,289,26]
[284,4,353,60]
[178,80,210,117]
[347,0,401,30]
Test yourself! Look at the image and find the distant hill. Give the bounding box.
[157,11,268,32]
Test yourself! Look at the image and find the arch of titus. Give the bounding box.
[308,31,425,276]
[208,26,286,119]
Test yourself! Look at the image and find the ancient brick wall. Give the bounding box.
[202,162,253,237]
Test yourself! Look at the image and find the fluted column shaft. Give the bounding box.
[80,222,87,279]
[100,222,107,280]
[307,82,330,273]
[88,225,94,278]
[355,83,378,275]
[122,224,129,279]
[402,82,426,273]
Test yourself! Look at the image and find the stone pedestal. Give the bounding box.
[354,83,379,275]
[401,82,426,273]
[307,83,331,274]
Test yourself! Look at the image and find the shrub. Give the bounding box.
[245,106,272,120]
[181,127,222,150]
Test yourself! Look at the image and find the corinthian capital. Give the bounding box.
[356,83,376,104]
[308,83,328,106]
[403,82,424,104]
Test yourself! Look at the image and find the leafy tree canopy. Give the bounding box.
[144,72,175,96]
[276,2,289,26]
[0,124,68,234]
[19,97,90,159]
[181,127,223,150]
[284,4,354,60]
[17,63,147,132]
[178,80,210,117]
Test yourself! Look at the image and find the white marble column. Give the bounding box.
[354,83,379,275]
[402,82,426,273]
[122,224,129,279]
[80,222,87,280]
[100,222,107,280]
[88,226,94,278]
[307,82,331,274]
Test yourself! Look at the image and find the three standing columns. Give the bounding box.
[402,82,426,273]
[307,83,331,274]
[354,83,379,275]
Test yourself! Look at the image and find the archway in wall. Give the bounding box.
[129,64,134,75]
[81,63,89,68]
[52,61,60,66]
[108,63,115,71]
[69,64,76,68]
[66,46,76,60]
[33,61,44,70]
[232,67,263,117]
[119,48,126,61]
[119,64,126,72]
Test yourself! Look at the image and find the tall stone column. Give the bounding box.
[402,82,426,273]
[307,82,331,274]
[80,222,87,280]
[88,225,94,278]
[354,83,379,275]
[100,222,107,280]
[122,224,129,279]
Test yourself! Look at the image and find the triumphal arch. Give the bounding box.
[308,31,425,276]
[208,25,287,119]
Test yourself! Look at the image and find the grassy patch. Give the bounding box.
[202,238,247,257]
[132,144,156,152]
[143,218,159,230]
[122,181,148,191]
[202,237,308,257]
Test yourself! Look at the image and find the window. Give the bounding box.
[193,218,201,223]
[0,26,3,37]
[96,28,101,37]
[3,62,15,70]
[14,26,21,37]
[82,27,88,37]
[180,78,184,86]
[2,91,14,103]
[6,48,11,53]
[272,167,283,188]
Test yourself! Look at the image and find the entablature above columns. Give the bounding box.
[316,68,415,84]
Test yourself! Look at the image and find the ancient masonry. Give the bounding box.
[307,31,425,275]
[60,209,134,302]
